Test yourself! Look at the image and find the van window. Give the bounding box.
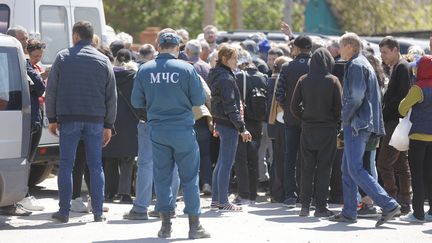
[39,5,69,64]
[0,47,22,111]
[0,4,10,34]
[74,7,102,40]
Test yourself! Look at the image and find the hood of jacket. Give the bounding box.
[308,47,334,76]
[416,55,432,83]
[114,68,136,86]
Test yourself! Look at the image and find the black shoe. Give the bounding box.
[0,204,32,216]
[400,203,411,216]
[357,204,379,218]
[148,210,176,218]
[51,212,69,223]
[299,206,310,217]
[375,205,401,227]
[119,195,133,204]
[328,213,357,223]
[123,210,148,220]
[314,207,335,218]
[94,214,107,222]
[283,197,297,208]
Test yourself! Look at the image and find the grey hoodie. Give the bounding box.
[290,48,342,128]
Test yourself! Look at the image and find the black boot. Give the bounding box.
[188,215,211,239]
[157,212,172,238]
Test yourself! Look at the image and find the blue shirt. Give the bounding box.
[131,53,205,127]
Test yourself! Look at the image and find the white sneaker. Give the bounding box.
[202,183,212,195]
[425,212,432,222]
[71,197,88,213]
[17,196,44,211]
[400,213,425,223]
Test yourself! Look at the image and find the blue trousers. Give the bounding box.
[132,122,179,213]
[58,121,104,217]
[341,126,398,219]
[150,126,201,216]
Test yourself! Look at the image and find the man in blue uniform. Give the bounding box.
[131,31,210,239]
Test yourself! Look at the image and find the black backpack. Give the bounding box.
[241,71,268,121]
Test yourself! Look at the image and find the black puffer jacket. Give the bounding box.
[208,63,246,133]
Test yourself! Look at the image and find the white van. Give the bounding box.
[0,0,107,186]
[0,34,31,206]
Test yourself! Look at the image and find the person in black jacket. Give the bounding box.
[208,44,252,212]
[233,50,268,205]
[291,48,342,217]
[275,35,312,208]
[377,37,412,215]
[103,49,139,203]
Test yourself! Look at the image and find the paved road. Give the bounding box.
[1,175,431,243]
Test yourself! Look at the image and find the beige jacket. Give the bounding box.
[193,76,213,131]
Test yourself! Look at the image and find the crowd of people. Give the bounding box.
[3,20,432,238]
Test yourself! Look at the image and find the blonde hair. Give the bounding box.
[339,32,361,53]
[92,34,100,48]
[217,44,238,65]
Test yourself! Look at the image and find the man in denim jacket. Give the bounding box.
[329,33,400,227]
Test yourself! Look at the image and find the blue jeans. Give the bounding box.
[284,125,301,199]
[58,121,104,217]
[212,123,238,204]
[132,122,179,213]
[150,126,200,216]
[341,125,398,219]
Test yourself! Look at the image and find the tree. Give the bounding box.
[103,0,307,41]
[328,0,432,35]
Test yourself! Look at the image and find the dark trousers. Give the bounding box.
[300,127,336,208]
[377,120,411,204]
[329,149,343,202]
[408,140,432,220]
[270,122,286,202]
[234,136,261,201]
[359,151,372,198]
[104,157,134,196]
[284,125,301,199]
[195,118,213,186]
[72,140,90,199]
[29,126,42,162]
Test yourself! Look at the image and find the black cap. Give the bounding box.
[293,35,312,50]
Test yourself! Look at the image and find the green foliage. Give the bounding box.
[104,0,307,41]
[328,0,432,35]
[103,0,204,40]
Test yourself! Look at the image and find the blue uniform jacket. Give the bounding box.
[131,53,205,127]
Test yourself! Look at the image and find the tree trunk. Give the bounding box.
[283,0,293,26]
[203,0,216,27]
[229,0,243,29]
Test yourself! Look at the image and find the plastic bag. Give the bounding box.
[389,109,412,151]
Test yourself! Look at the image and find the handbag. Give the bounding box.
[389,109,412,151]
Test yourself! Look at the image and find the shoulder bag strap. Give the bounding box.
[116,86,140,121]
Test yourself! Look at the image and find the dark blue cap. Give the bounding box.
[159,33,181,45]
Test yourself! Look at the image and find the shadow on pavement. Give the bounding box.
[423,229,432,235]
[266,215,321,223]
[300,222,397,231]
[108,218,159,225]
[93,237,192,243]
[0,220,86,230]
